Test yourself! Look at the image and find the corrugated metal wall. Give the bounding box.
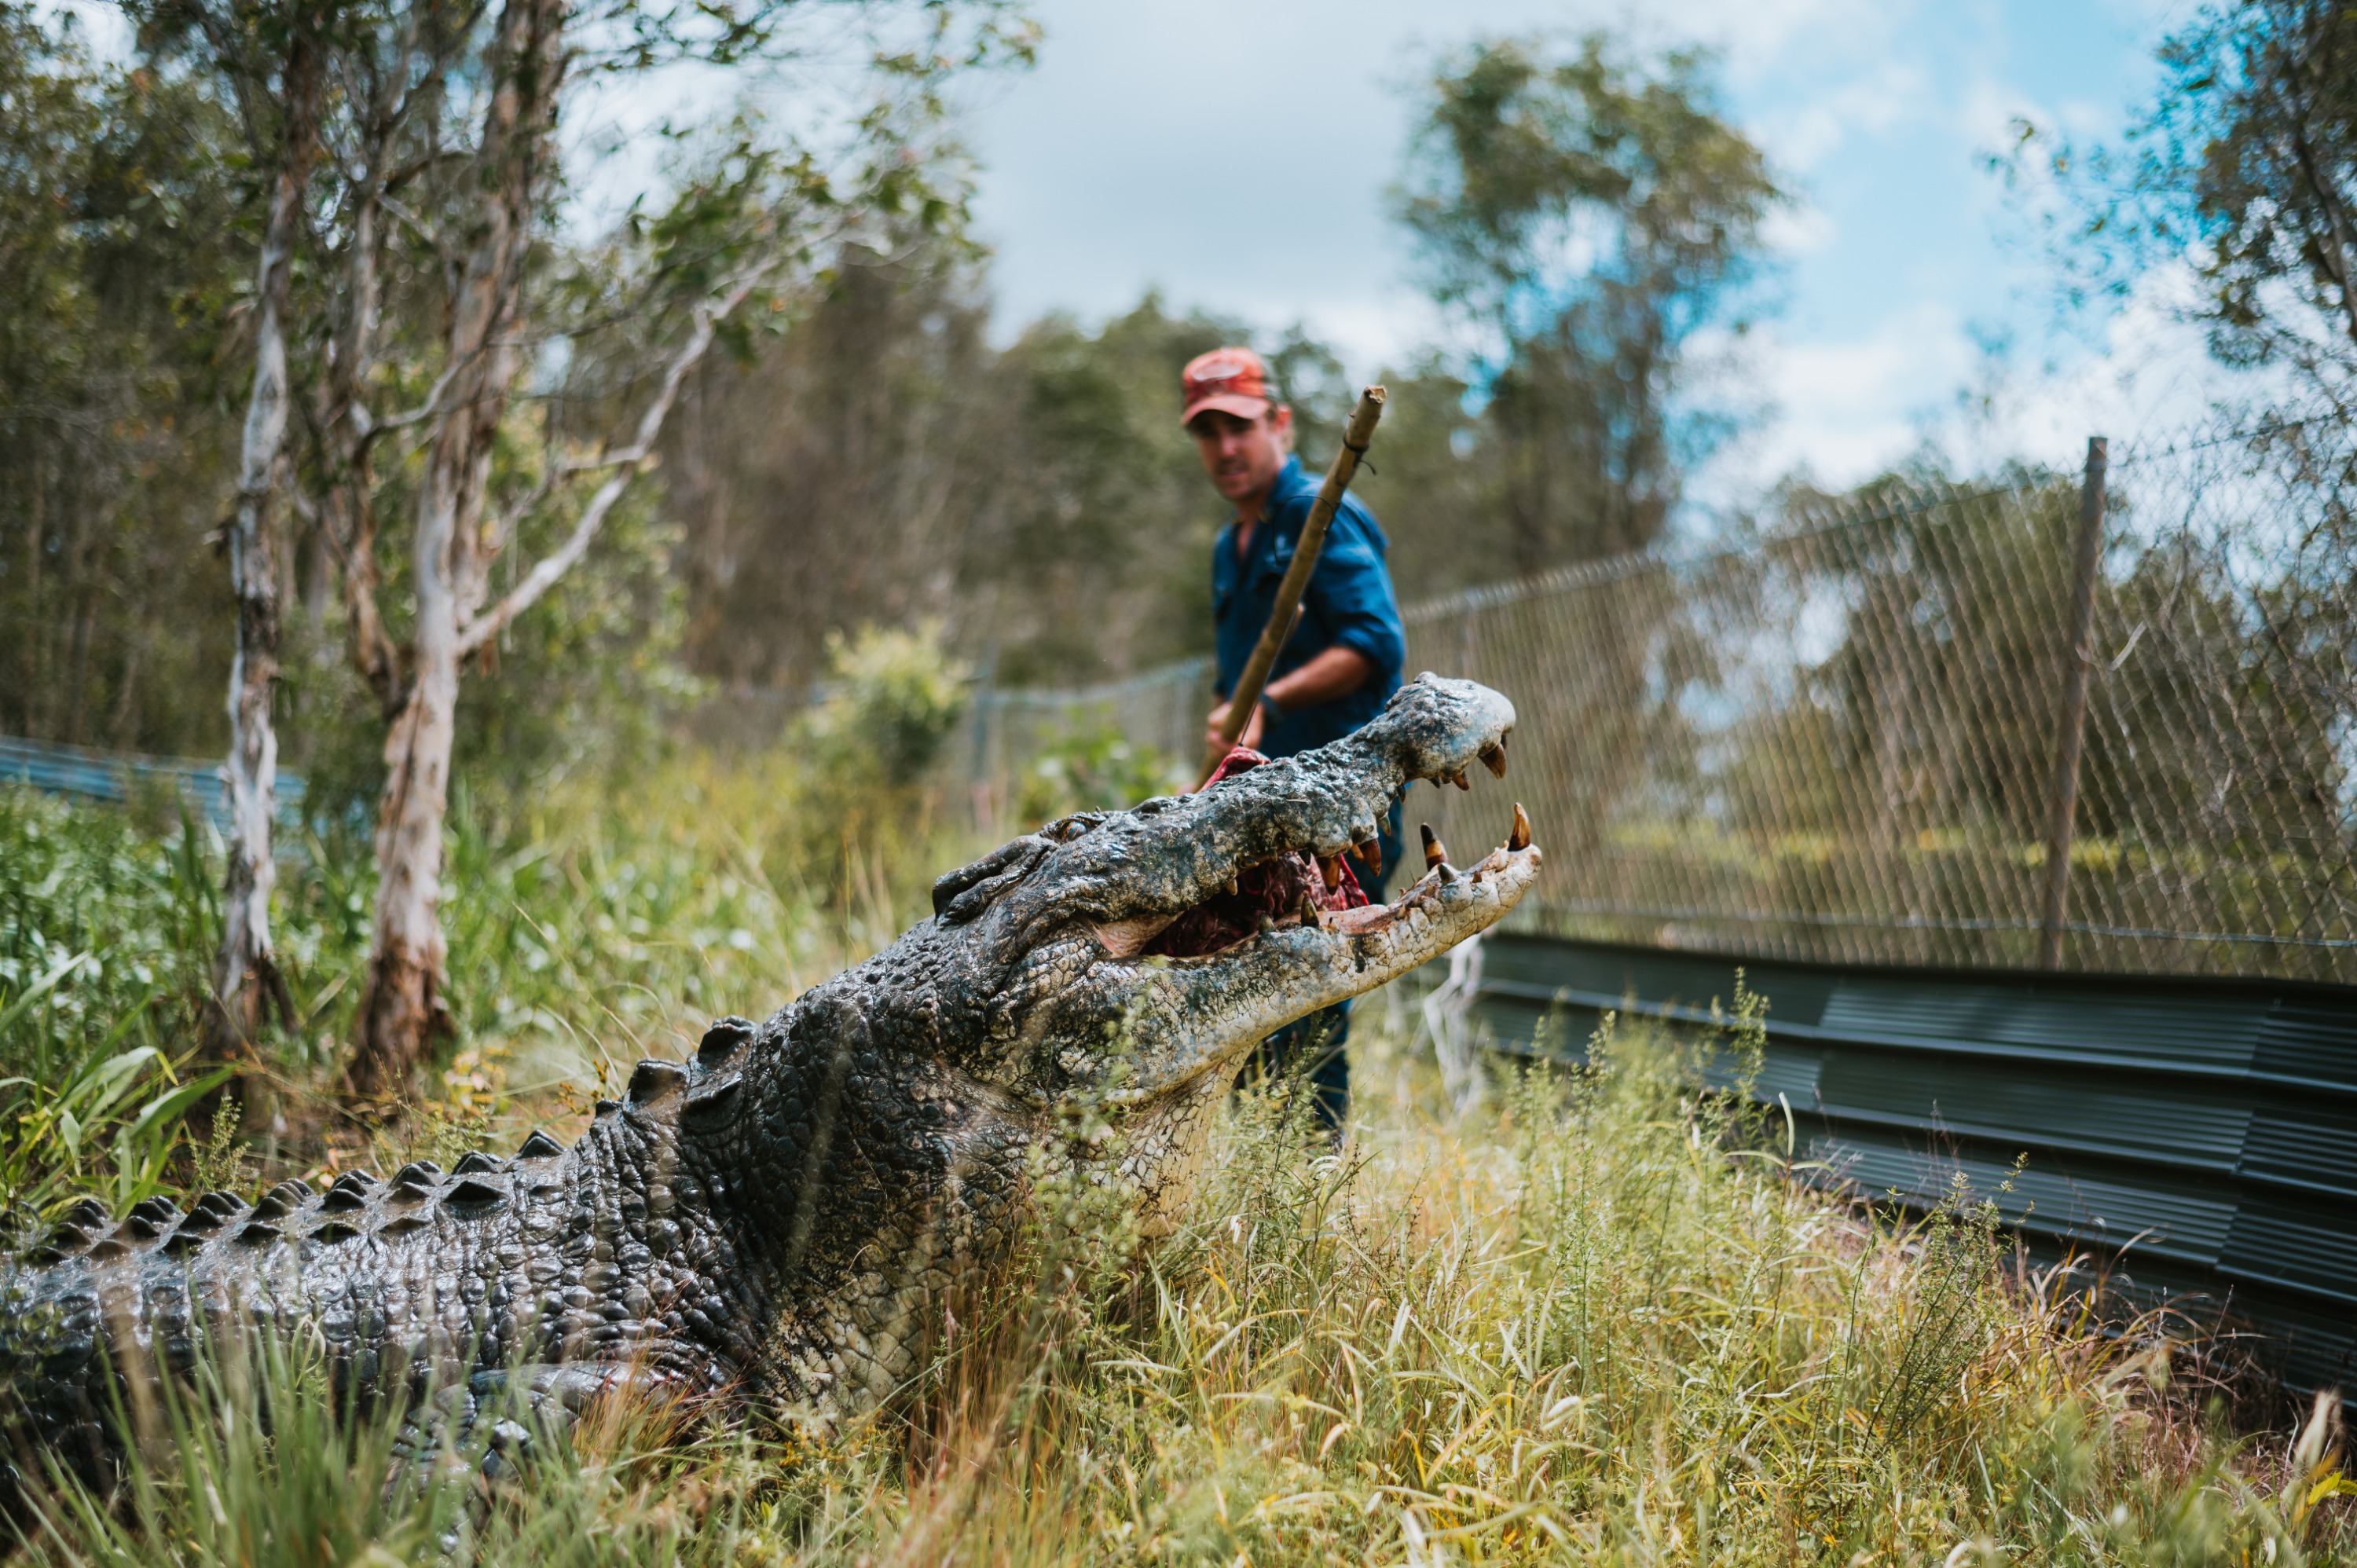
[1461,933,2357,1392]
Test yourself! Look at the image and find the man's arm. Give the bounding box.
[1205,647,1373,753]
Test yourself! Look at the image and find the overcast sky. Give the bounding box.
[958,0,2230,496]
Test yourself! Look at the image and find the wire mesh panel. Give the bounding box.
[959,658,1214,813]
[959,421,2357,983]
[1404,430,2357,981]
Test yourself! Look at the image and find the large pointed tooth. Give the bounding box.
[1508,802,1531,852]
[1351,835,1382,877]
[1479,742,1507,779]
[1420,824,1455,881]
[1450,771,1471,792]
[1318,854,1343,892]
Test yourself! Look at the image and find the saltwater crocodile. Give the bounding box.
[0,674,1538,1493]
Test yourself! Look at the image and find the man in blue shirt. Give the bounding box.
[1183,346,1407,1136]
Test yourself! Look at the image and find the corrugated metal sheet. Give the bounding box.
[1462,933,2357,1393]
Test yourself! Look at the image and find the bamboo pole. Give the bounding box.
[1197,386,1387,786]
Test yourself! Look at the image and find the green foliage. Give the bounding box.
[675,274,1265,691]
[458,489,710,804]
[810,621,970,786]
[12,995,2343,1563]
[0,793,233,1215]
[1015,725,1178,824]
[2013,0,2357,379]
[0,5,244,753]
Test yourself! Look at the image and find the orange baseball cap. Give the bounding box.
[1180,346,1275,427]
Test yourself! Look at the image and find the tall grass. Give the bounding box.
[0,748,985,1198]
[3,764,2352,1562]
[11,991,2352,1562]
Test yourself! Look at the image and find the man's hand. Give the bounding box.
[1204,697,1266,755]
[1205,647,1373,757]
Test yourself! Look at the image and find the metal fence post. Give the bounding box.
[2037,435,2109,969]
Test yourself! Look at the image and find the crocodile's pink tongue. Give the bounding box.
[1145,748,1366,959]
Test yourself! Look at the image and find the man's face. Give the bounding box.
[1188,407,1292,509]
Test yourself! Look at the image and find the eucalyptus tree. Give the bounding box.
[328,0,1022,1096]
[2021,0,2357,384]
[138,0,1027,1094]
[125,0,335,1045]
[1395,35,1780,573]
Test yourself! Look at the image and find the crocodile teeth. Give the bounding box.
[1479,742,1507,778]
[1508,802,1531,853]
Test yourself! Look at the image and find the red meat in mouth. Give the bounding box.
[1142,747,1369,960]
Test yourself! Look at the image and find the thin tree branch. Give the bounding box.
[2289,119,2357,351]
[455,266,765,658]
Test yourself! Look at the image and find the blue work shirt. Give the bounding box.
[1212,455,1406,758]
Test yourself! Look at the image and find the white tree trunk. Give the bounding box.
[354,581,460,1087]
[216,35,317,1044]
[343,0,768,1094]
[348,0,552,1094]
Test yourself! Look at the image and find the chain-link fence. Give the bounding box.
[956,658,1215,822]
[961,419,2357,984]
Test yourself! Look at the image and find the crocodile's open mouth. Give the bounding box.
[1139,749,1373,959]
[1095,736,1532,965]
